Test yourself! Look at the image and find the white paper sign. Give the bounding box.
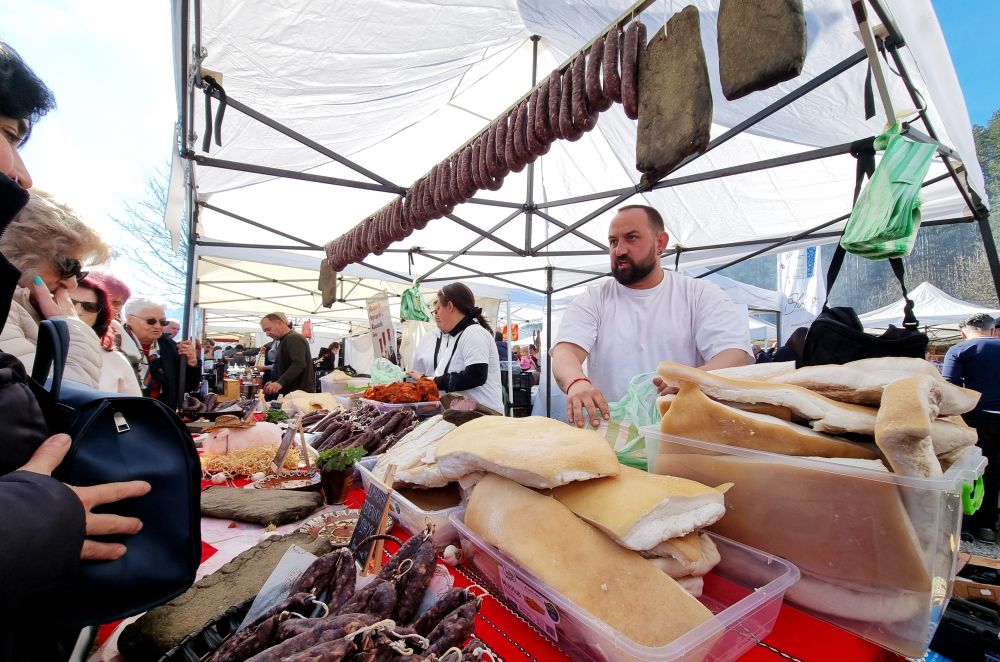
[366,291,397,364]
[777,246,825,344]
[498,563,560,641]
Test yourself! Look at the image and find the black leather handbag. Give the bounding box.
[30,320,201,625]
[798,245,928,366]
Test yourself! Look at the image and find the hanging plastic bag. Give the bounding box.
[400,283,431,322]
[370,357,406,385]
[599,372,660,470]
[840,124,936,260]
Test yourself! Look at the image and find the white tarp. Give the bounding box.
[172,0,986,299]
[859,282,1000,328]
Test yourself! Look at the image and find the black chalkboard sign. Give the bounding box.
[349,468,394,569]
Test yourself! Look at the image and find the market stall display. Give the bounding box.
[648,359,988,658]
[308,403,417,455]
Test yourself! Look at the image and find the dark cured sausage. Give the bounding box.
[571,54,597,131]
[391,198,407,241]
[587,35,612,112]
[559,68,583,141]
[423,172,440,220]
[493,117,511,178]
[411,179,430,229]
[603,27,622,102]
[534,80,553,143]
[470,138,486,190]
[477,134,503,191]
[280,637,355,662]
[547,72,564,140]
[448,154,464,204]
[247,613,376,662]
[410,588,471,636]
[503,110,525,172]
[458,146,477,198]
[621,20,645,120]
[484,122,502,179]
[427,600,481,656]
[438,159,456,208]
[525,88,549,156]
[394,539,438,624]
[511,100,533,164]
[429,164,444,215]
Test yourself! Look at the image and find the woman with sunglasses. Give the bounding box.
[122,297,200,410]
[0,188,110,388]
[74,276,141,395]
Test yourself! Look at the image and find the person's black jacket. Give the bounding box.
[273,330,315,393]
[147,336,202,410]
[0,174,87,659]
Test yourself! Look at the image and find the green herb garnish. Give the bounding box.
[317,446,366,472]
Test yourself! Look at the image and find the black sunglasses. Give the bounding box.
[71,299,102,314]
[128,314,169,327]
[54,255,88,283]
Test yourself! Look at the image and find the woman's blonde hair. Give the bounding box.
[0,190,110,286]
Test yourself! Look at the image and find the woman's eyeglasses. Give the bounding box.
[128,314,169,327]
[54,256,88,283]
[71,299,102,314]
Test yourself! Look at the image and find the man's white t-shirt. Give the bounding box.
[555,270,750,402]
[416,324,504,413]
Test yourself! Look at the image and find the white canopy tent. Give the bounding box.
[859,281,1000,330]
[169,0,992,411]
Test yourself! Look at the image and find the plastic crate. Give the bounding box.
[641,425,987,659]
[452,514,798,662]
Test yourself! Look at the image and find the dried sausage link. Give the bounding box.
[587,35,613,112]
[603,27,622,103]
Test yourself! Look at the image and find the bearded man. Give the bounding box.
[551,205,751,427]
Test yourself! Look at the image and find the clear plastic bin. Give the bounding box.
[320,376,369,396]
[640,425,986,659]
[451,514,798,662]
[356,457,463,547]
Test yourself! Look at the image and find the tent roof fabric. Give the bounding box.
[858,282,1000,328]
[171,0,986,305]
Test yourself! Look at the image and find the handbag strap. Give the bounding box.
[31,319,70,400]
[822,137,920,330]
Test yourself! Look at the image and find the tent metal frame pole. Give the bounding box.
[416,209,524,281]
[534,48,868,211]
[532,209,609,251]
[200,257,323,296]
[356,260,413,283]
[200,278,320,284]
[201,88,399,189]
[385,248,607,257]
[533,141,859,252]
[444,212,525,254]
[545,266,553,417]
[200,282,321,315]
[418,252,547,294]
[190,155,402,194]
[200,202,320,247]
[552,272,609,294]
[420,266,550,282]
[196,240,323,250]
[696,171,954,278]
[524,35,541,253]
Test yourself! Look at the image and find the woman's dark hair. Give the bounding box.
[77,276,113,350]
[438,283,491,333]
[0,43,55,144]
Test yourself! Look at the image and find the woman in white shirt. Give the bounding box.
[406,283,503,412]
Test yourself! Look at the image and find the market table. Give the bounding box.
[92,481,904,662]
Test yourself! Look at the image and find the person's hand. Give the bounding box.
[19,434,151,561]
[176,339,198,366]
[264,381,282,395]
[652,376,678,396]
[405,370,422,381]
[565,379,610,428]
[31,277,78,320]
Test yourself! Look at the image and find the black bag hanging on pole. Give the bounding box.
[30,320,201,626]
[797,137,928,366]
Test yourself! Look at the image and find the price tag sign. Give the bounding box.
[350,467,395,570]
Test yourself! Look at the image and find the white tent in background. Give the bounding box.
[858,282,1000,329]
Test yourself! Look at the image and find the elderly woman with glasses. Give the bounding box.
[0,189,110,387]
[122,297,200,409]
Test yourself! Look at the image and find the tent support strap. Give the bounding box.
[200,202,320,248]
[545,266,553,418]
[191,155,403,194]
[202,88,400,189]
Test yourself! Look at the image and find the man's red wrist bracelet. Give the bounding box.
[565,377,592,393]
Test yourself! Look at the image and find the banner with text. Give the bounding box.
[777,246,824,344]
[367,291,397,365]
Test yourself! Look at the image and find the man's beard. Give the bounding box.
[611,250,657,285]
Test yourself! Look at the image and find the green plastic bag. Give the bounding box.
[400,283,430,322]
[370,357,405,385]
[600,372,660,471]
[840,124,936,260]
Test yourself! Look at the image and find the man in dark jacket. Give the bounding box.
[0,41,150,660]
[261,312,315,394]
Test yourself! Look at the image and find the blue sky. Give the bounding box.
[932,0,1000,126]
